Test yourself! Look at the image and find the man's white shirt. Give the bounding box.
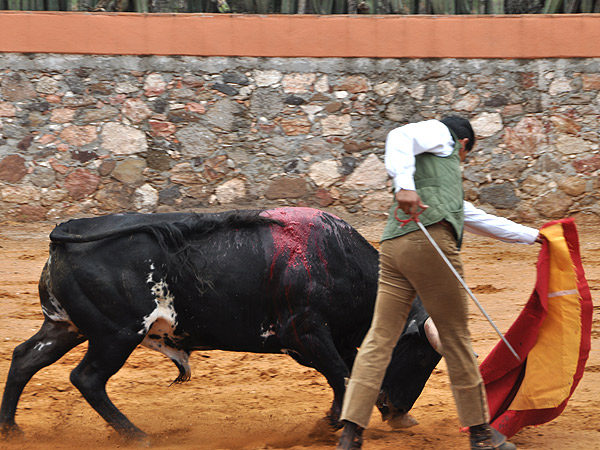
[385,119,538,245]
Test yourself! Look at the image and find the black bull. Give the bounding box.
[0,207,441,441]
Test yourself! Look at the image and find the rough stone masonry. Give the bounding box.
[0,55,599,225]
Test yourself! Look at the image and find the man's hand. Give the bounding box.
[395,189,428,218]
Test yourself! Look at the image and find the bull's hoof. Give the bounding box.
[308,417,337,443]
[0,422,24,439]
[328,417,344,430]
[325,408,343,430]
[387,412,419,429]
[134,435,152,448]
[137,436,152,448]
[119,429,151,447]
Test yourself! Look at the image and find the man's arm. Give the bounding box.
[395,189,429,217]
[463,201,541,244]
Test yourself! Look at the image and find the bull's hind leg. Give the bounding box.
[279,317,349,429]
[0,319,85,437]
[69,332,147,442]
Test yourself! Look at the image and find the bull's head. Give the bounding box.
[377,315,443,426]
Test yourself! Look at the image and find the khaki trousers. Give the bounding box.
[340,223,489,428]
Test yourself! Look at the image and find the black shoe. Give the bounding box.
[470,424,516,450]
[336,421,364,450]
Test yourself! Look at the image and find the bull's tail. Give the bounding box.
[49,210,284,244]
[49,211,285,295]
[50,223,161,243]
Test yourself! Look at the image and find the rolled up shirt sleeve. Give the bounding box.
[463,201,539,244]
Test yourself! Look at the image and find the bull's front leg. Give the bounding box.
[278,314,349,430]
[0,419,23,439]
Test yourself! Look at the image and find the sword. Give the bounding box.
[395,207,522,362]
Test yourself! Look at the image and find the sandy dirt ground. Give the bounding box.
[0,215,598,450]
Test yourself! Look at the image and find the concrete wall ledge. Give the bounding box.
[0,12,599,58]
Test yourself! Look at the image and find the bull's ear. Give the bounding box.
[424,317,444,356]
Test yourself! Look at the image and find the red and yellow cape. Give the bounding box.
[479,218,593,438]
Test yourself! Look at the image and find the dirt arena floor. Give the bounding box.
[0,215,598,450]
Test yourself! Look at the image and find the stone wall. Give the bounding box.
[0,54,599,225]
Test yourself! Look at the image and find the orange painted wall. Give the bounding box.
[0,12,599,58]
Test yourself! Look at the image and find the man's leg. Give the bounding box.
[339,237,416,428]
[399,223,488,426]
[398,224,516,449]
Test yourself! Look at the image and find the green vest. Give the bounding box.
[381,138,464,246]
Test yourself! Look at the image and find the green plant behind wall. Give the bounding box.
[0,0,599,20]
